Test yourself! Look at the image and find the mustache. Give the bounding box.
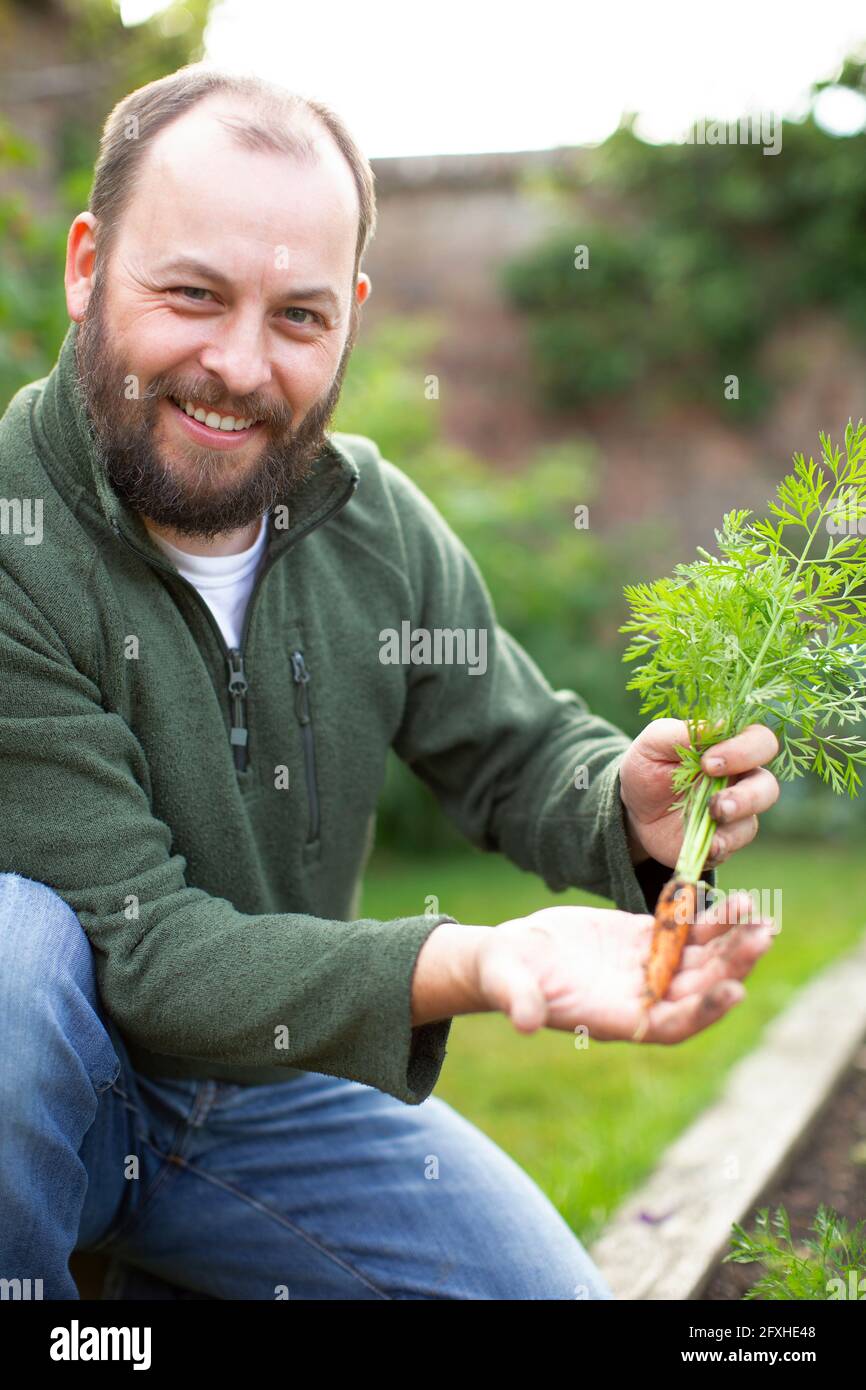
[143,375,294,429]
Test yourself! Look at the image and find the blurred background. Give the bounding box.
[4,0,866,1242]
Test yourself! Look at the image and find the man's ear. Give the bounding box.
[355,271,371,307]
[65,212,98,322]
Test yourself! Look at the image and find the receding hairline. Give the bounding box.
[147,90,335,167]
[133,95,362,233]
[88,67,376,277]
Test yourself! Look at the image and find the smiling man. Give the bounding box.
[0,66,779,1302]
[74,86,368,551]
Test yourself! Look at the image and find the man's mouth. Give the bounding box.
[168,396,261,433]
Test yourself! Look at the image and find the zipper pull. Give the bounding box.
[227,648,249,771]
[290,649,311,723]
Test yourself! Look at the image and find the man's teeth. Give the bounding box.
[177,400,257,431]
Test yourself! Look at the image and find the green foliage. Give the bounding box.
[620,423,866,877]
[0,127,71,403]
[504,227,653,405]
[725,1204,866,1300]
[502,66,866,419]
[0,0,213,405]
[622,423,866,792]
[64,0,212,93]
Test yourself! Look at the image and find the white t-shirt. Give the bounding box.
[149,513,270,651]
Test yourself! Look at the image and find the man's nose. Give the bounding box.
[197,312,274,401]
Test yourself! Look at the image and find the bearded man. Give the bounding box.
[0,66,779,1301]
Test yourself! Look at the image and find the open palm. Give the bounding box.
[476,893,775,1043]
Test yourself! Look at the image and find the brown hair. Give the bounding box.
[88,65,377,280]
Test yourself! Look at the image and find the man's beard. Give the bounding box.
[75,273,357,541]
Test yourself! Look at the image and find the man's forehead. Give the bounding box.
[136,98,359,223]
[119,99,359,279]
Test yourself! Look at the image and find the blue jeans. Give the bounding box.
[0,872,614,1301]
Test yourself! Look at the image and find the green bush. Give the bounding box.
[0,0,212,407]
[502,63,866,421]
[0,120,71,404]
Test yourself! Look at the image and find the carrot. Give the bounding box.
[642,876,699,1006]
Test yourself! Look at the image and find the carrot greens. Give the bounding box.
[621,421,866,887]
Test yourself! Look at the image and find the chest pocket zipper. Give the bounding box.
[290,649,320,844]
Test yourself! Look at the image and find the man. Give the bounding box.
[0,66,779,1301]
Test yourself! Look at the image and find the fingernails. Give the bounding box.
[705,756,725,773]
[734,914,777,937]
[747,926,774,950]
[718,797,736,818]
[705,981,743,1011]
[749,918,776,935]
[720,983,744,1006]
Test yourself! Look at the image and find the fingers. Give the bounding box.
[634,717,692,760]
[700,723,780,778]
[643,980,747,1043]
[687,890,771,946]
[668,922,774,1000]
[705,813,759,866]
[709,766,780,825]
[680,914,775,970]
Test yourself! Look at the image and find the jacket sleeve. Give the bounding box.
[0,566,456,1106]
[382,457,677,916]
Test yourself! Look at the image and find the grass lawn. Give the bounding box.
[361,838,866,1246]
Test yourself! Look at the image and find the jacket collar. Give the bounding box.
[30,320,360,567]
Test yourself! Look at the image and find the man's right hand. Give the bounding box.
[412,893,775,1044]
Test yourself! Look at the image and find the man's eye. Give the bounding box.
[172,287,213,302]
[282,307,320,325]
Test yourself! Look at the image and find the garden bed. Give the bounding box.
[701,1039,866,1300]
[591,931,866,1300]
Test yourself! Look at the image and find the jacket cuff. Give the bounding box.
[594,754,659,914]
[398,913,461,1105]
[406,1016,454,1104]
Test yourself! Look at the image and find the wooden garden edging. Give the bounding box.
[590,928,866,1300]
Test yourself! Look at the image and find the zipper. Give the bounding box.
[226,648,249,770]
[109,469,358,777]
[290,649,319,842]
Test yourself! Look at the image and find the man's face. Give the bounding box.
[75,100,364,541]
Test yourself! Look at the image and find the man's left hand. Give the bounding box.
[619,718,780,870]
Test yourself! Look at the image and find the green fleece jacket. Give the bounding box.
[0,322,667,1104]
